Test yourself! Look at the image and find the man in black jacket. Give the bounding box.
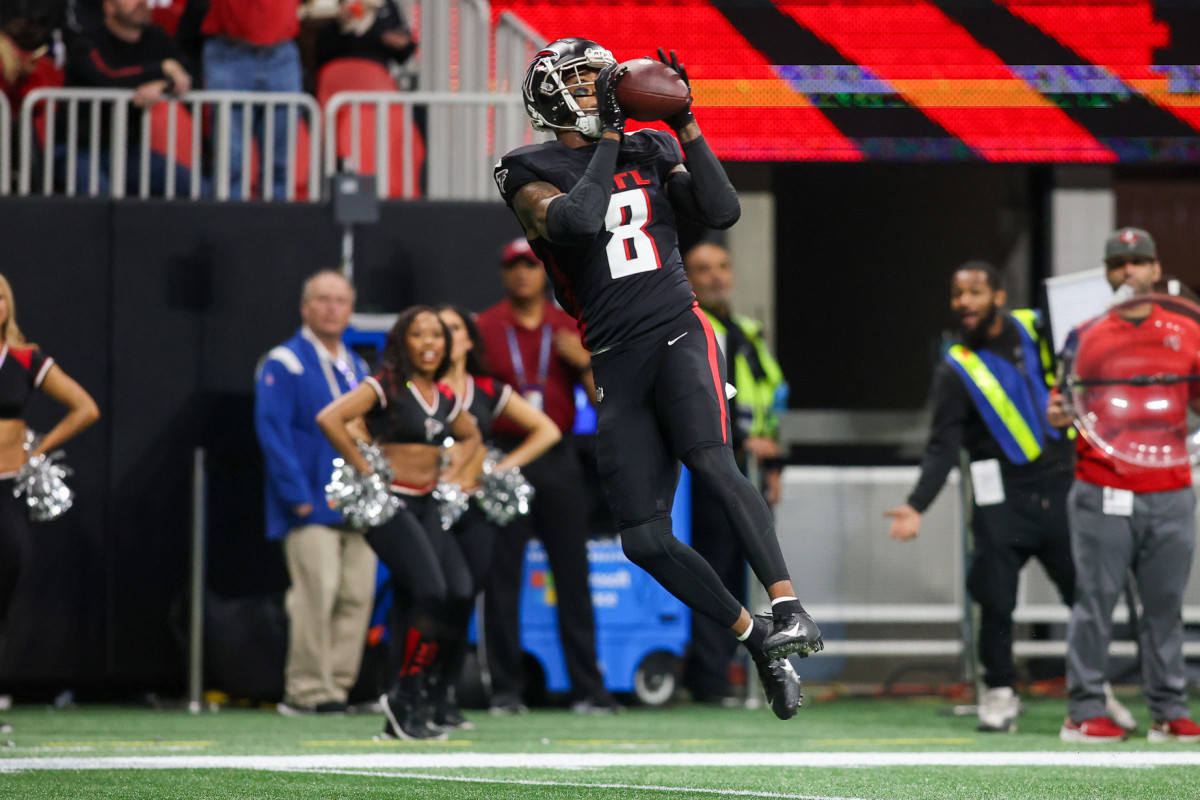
[59,0,199,196]
[884,261,1134,734]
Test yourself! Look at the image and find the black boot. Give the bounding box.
[379,674,445,741]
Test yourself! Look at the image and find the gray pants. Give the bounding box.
[1066,480,1196,722]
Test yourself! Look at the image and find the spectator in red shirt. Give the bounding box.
[200,0,301,199]
[1049,228,1200,744]
[474,238,618,714]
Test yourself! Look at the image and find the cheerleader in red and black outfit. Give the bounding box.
[317,306,481,740]
[0,274,99,733]
[430,304,560,729]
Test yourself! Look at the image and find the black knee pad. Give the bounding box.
[619,517,675,568]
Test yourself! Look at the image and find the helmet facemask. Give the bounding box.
[523,41,616,139]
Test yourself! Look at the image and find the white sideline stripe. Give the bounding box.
[290,768,871,800]
[3,752,1200,771]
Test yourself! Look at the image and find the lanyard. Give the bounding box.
[506,324,552,387]
[319,352,359,398]
[332,357,359,390]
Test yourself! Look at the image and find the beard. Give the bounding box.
[958,304,998,349]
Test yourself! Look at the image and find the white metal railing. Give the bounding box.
[323,90,533,200]
[777,466,1200,661]
[0,90,10,196]
[416,0,490,93]
[494,11,545,152]
[19,88,322,201]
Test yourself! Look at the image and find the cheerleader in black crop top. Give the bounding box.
[0,274,100,734]
[426,306,562,729]
[316,307,482,741]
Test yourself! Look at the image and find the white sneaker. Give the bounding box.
[1103,683,1138,732]
[977,686,1019,733]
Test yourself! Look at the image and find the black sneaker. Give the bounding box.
[753,655,802,721]
[569,696,624,715]
[432,696,475,731]
[488,694,529,716]
[762,611,823,660]
[378,693,446,741]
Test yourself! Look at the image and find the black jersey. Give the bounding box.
[494,129,696,350]
[462,376,513,444]
[0,345,54,420]
[364,372,462,446]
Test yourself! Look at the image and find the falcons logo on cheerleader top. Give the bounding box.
[425,418,445,441]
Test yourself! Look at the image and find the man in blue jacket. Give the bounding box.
[254,269,375,715]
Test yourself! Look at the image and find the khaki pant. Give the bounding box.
[283,525,377,707]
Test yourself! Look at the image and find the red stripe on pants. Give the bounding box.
[691,305,727,444]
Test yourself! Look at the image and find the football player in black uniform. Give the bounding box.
[493,38,821,719]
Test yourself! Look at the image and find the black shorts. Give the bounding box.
[592,305,731,527]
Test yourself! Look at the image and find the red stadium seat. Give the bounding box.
[147,101,197,171]
[316,58,425,198]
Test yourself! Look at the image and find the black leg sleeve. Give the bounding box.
[682,443,791,588]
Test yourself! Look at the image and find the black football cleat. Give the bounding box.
[762,610,824,661]
[378,692,446,741]
[754,655,802,720]
[431,695,475,731]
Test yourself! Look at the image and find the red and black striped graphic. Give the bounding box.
[489,1,1200,162]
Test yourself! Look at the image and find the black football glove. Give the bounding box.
[594,63,628,135]
[656,47,695,130]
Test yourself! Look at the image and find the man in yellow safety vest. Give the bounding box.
[883,261,1133,734]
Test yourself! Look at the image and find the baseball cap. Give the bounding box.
[501,238,541,267]
[1104,227,1157,262]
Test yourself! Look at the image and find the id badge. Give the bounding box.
[969,459,1006,506]
[522,386,544,412]
[1102,487,1134,517]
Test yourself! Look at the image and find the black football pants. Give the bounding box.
[968,471,1075,689]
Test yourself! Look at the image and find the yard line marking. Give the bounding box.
[290,768,872,800]
[39,741,215,748]
[299,740,472,747]
[4,752,1200,772]
[812,738,974,746]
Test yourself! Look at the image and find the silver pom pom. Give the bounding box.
[12,431,74,522]
[432,481,471,530]
[325,441,402,528]
[475,448,535,526]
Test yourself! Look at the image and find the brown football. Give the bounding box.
[614,58,690,122]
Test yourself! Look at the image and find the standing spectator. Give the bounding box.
[476,237,619,715]
[0,272,100,734]
[60,0,198,196]
[885,262,1074,733]
[312,0,415,79]
[681,241,786,706]
[254,269,376,716]
[201,0,301,199]
[1048,228,1200,743]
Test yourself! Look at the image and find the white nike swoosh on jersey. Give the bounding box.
[667,333,688,346]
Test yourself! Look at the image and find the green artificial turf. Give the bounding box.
[2,693,1197,799]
